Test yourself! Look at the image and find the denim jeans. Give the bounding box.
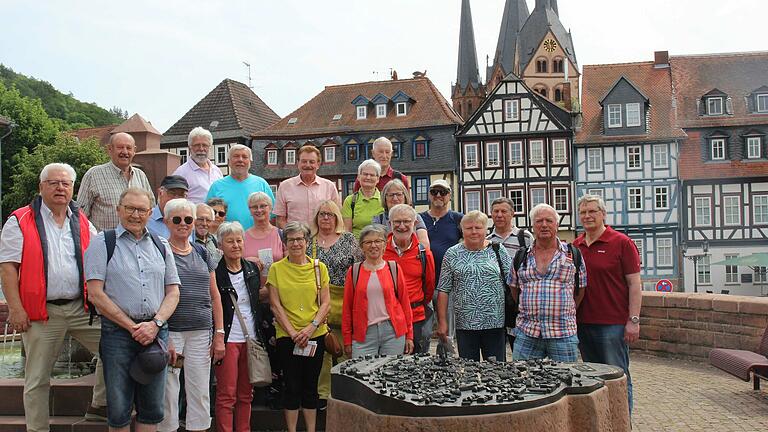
[352,320,405,358]
[455,328,506,361]
[578,324,633,413]
[100,318,169,428]
[512,332,579,362]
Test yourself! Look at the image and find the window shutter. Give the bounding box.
[725,97,733,115]
[745,95,753,113]
[696,99,703,116]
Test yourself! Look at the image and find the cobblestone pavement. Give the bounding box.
[631,353,768,431]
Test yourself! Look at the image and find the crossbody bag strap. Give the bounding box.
[313,259,328,327]
[228,292,252,340]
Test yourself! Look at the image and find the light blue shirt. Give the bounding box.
[147,206,170,239]
[205,174,274,230]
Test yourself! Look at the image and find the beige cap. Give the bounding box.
[429,179,451,192]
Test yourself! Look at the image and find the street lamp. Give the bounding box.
[682,240,710,293]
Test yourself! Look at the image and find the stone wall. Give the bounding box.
[632,292,768,359]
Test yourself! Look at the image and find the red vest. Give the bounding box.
[12,197,91,321]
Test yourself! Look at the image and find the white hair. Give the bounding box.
[196,203,214,219]
[372,136,392,150]
[577,194,607,213]
[164,198,197,219]
[388,203,416,221]
[187,127,213,147]
[218,221,244,240]
[40,163,77,183]
[357,159,382,176]
[529,203,558,222]
[248,191,273,206]
[228,144,252,159]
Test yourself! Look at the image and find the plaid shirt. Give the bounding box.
[507,239,588,339]
[76,162,155,231]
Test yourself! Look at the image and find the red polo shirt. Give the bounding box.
[573,226,641,325]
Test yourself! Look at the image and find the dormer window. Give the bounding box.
[356,105,367,120]
[607,104,622,128]
[376,104,386,118]
[396,102,407,116]
[391,91,413,117]
[285,149,296,165]
[267,149,278,166]
[626,103,641,127]
[707,97,723,115]
[711,138,726,160]
[758,94,768,113]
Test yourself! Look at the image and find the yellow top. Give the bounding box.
[267,256,330,339]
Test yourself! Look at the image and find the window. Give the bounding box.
[376,104,386,118]
[627,146,642,170]
[553,58,564,73]
[529,140,544,165]
[755,266,768,283]
[536,59,548,73]
[465,191,481,212]
[486,190,502,211]
[654,186,669,209]
[531,188,547,207]
[632,238,644,264]
[285,149,296,165]
[215,145,227,165]
[747,137,762,159]
[346,145,359,162]
[628,187,643,211]
[287,117,298,125]
[486,142,500,167]
[269,184,278,195]
[694,197,711,226]
[553,187,568,212]
[504,99,519,121]
[697,255,711,285]
[509,190,524,213]
[587,148,603,172]
[414,141,428,159]
[267,149,278,166]
[711,138,726,160]
[365,143,374,159]
[754,195,768,224]
[324,146,336,163]
[414,177,429,204]
[626,103,642,127]
[653,144,669,169]
[552,139,567,164]
[392,142,401,159]
[509,141,523,165]
[758,94,768,113]
[707,97,723,115]
[725,254,739,284]
[554,88,562,102]
[356,105,367,120]
[607,104,622,128]
[464,143,478,168]
[178,148,188,165]
[588,188,604,199]
[723,195,741,226]
[656,238,673,267]
[332,113,342,121]
[396,102,407,116]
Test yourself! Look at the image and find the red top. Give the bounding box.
[352,165,411,192]
[383,233,435,323]
[342,262,413,345]
[573,226,640,325]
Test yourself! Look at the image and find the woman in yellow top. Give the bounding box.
[267,221,330,432]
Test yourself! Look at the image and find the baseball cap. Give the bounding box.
[160,175,189,191]
[129,338,170,385]
[429,179,451,192]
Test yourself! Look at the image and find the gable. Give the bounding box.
[703,88,727,98]
[599,77,649,105]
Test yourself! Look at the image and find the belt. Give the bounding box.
[46,298,80,306]
[410,301,426,309]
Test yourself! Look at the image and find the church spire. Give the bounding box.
[455,0,481,92]
[490,0,530,81]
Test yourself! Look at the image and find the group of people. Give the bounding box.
[0,128,642,432]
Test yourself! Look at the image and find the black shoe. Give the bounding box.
[84,405,107,422]
[318,399,328,411]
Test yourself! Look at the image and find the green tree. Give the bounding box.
[3,134,108,216]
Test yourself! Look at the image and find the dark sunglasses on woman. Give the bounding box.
[172,216,194,225]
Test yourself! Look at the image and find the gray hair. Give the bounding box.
[119,187,154,207]
[247,191,273,207]
[164,198,196,218]
[372,136,392,151]
[282,221,311,243]
[357,159,382,177]
[388,203,416,222]
[228,144,252,159]
[530,203,558,221]
[218,221,244,240]
[490,197,515,213]
[40,163,77,183]
[196,203,214,219]
[461,210,488,227]
[577,194,607,213]
[206,197,228,211]
[359,224,387,246]
[381,179,411,209]
[187,126,213,147]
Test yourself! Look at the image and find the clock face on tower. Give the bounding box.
[543,39,557,53]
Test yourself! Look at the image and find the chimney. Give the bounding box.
[562,82,572,111]
[654,51,670,69]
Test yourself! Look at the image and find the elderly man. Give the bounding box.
[507,203,587,362]
[77,132,155,231]
[194,203,222,264]
[274,145,340,228]
[487,197,533,257]
[0,163,106,431]
[206,144,274,230]
[172,127,223,203]
[85,187,180,432]
[573,194,641,412]
[383,204,436,353]
[353,137,410,192]
[147,175,190,238]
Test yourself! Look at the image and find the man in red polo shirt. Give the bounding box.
[573,194,641,413]
[353,137,410,192]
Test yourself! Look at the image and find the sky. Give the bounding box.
[1,0,766,132]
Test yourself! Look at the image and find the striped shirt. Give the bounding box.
[168,248,215,332]
[507,240,588,339]
[487,226,533,258]
[76,162,155,231]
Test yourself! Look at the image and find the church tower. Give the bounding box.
[451,0,485,119]
[485,0,530,91]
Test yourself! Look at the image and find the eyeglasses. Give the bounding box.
[391,219,414,226]
[360,172,378,178]
[214,211,226,217]
[171,216,194,225]
[318,212,335,219]
[386,192,405,199]
[249,204,270,210]
[286,237,306,244]
[430,189,449,197]
[122,206,151,216]
[196,217,213,224]
[361,239,386,246]
[44,180,73,188]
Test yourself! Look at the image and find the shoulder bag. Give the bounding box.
[229,292,272,387]
[314,259,343,358]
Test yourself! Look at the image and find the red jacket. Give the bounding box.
[342,262,413,345]
[383,233,435,322]
[12,197,91,321]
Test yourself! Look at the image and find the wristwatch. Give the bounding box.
[215,328,225,335]
[152,317,166,328]
[311,319,320,328]
[629,316,640,324]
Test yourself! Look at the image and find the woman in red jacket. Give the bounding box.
[342,224,413,357]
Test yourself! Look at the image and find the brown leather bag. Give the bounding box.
[314,259,343,358]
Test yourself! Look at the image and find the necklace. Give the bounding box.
[170,241,192,254]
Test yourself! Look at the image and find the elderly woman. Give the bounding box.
[309,200,363,406]
[194,202,223,264]
[206,197,228,236]
[267,222,330,432]
[382,204,435,354]
[214,222,262,432]
[342,224,413,358]
[372,179,431,249]
[342,159,384,238]
[159,199,225,432]
[436,210,511,362]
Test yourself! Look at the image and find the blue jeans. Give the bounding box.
[100,318,169,428]
[512,332,579,362]
[578,324,633,413]
[455,328,506,361]
[352,320,405,357]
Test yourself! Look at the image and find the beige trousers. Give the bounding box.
[22,300,106,432]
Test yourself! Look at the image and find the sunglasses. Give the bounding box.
[171,216,194,225]
[430,189,449,196]
[214,211,226,217]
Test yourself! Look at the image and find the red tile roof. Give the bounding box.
[576,61,686,144]
[112,114,162,135]
[253,77,463,139]
[678,130,768,180]
[69,124,118,146]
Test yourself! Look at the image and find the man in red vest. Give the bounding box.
[0,163,106,430]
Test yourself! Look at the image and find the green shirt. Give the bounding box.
[341,189,384,238]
